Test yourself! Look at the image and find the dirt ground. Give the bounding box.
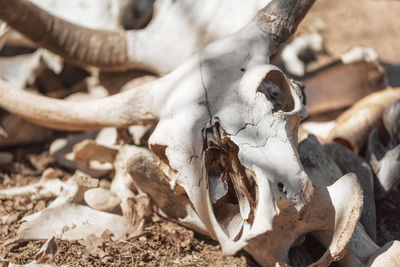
[1,0,400,266]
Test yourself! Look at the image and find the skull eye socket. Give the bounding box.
[257,70,295,112]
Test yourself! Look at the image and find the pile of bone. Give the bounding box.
[1,0,400,266]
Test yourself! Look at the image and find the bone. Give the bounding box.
[323,143,376,240]
[299,120,336,142]
[0,169,66,200]
[367,100,400,198]
[367,129,400,198]
[0,0,320,263]
[368,241,400,266]
[298,135,399,265]
[327,88,400,153]
[5,171,137,244]
[15,203,136,242]
[49,131,113,177]
[244,174,363,266]
[299,136,376,240]
[34,236,57,264]
[0,49,62,88]
[84,187,121,211]
[303,59,387,116]
[0,0,273,72]
[73,139,118,164]
[281,33,324,77]
[0,20,10,50]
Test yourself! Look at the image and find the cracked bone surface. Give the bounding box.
[5,0,381,265]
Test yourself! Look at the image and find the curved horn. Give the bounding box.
[327,88,400,153]
[0,0,128,71]
[0,79,158,131]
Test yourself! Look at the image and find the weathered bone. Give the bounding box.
[3,0,136,49]
[0,0,324,264]
[0,0,271,72]
[327,88,400,153]
[126,143,363,266]
[0,20,10,50]
[299,136,376,240]
[304,59,387,116]
[299,135,400,266]
[323,142,376,240]
[281,33,324,77]
[4,172,137,244]
[367,100,400,198]
[0,49,62,88]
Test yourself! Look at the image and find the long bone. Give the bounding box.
[327,88,400,153]
[0,0,271,72]
[0,0,317,257]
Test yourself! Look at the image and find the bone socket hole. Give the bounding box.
[278,182,287,197]
[257,70,295,112]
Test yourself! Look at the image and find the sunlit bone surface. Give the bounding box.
[0,0,319,264]
[0,0,271,72]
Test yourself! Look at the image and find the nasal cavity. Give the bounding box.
[257,70,295,112]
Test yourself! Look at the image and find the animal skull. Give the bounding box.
[3,0,370,265]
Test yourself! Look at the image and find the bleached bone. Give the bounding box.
[281,33,324,77]
[328,88,400,153]
[303,54,387,116]
[323,142,376,240]
[367,100,400,198]
[49,131,114,177]
[0,168,66,200]
[340,46,379,65]
[299,135,376,240]
[126,144,364,266]
[0,0,322,263]
[6,172,137,244]
[299,135,399,266]
[0,49,62,88]
[0,0,271,72]
[84,187,121,211]
[0,20,10,50]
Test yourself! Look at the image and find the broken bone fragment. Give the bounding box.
[367,100,400,198]
[7,172,135,244]
[281,33,324,77]
[0,0,329,264]
[49,131,114,177]
[16,203,136,242]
